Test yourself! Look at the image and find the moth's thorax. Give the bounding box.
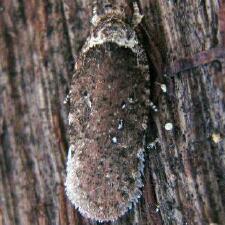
[81,16,142,58]
[91,6,125,27]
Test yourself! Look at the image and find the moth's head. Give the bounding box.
[91,3,125,27]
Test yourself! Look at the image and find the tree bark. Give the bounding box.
[0,0,224,225]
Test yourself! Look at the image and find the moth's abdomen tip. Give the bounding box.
[65,156,144,221]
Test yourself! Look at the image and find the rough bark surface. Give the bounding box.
[0,0,224,225]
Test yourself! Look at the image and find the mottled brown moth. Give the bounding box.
[65,2,150,222]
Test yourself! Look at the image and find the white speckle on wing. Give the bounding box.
[141,123,147,130]
[161,84,167,93]
[147,138,159,150]
[149,101,158,112]
[112,137,117,144]
[156,205,160,213]
[118,120,124,130]
[68,113,75,125]
[121,102,126,109]
[75,62,78,70]
[68,145,75,160]
[128,97,134,103]
[145,89,150,95]
[64,94,70,104]
[84,93,92,108]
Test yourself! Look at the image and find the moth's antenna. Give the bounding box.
[93,0,97,16]
[132,2,143,28]
[91,0,100,26]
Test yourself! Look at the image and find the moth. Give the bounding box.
[65,2,150,222]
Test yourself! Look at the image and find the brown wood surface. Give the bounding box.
[0,0,224,225]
